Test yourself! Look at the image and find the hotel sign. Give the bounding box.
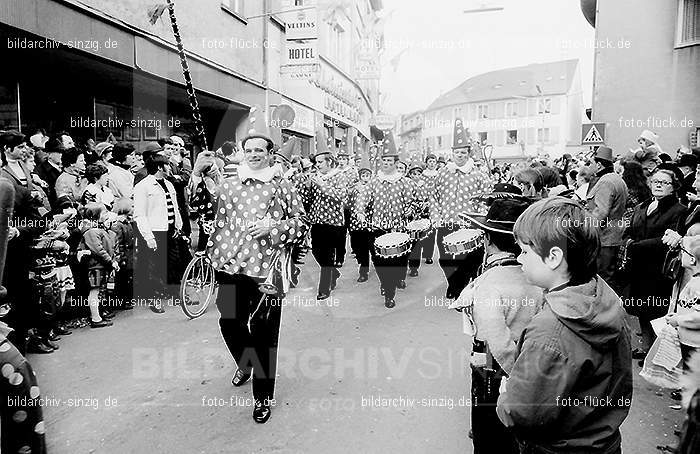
[284,41,318,66]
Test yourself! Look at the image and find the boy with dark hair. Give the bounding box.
[497,196,633,454]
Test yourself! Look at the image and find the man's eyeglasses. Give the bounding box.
[650,179,673,187]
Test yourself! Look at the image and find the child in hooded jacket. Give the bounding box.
[496,197,633,454]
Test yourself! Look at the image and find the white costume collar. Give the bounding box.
[447,159,475,174]
[319,168,341,180]
[377,170,402,183]
[238,164,276,183]
[422,169,439,177]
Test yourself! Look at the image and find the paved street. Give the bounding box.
[33,256,684,454]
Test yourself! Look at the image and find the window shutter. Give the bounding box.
[680,0,699,44]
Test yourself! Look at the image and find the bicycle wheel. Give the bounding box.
[179,254,217,319]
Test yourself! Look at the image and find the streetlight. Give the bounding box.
[463,3,504,14]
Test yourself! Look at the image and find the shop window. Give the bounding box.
[507,130,518,144]
[677,0,700,47]
[478,132,488,144]
[0,83,19,130]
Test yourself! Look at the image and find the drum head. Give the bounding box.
[444,228,483,244]
[376,232,410,247]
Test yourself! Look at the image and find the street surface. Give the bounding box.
[33,256,684,453]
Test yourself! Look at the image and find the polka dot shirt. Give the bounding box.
[410,178,431,218]
[204,175,309,278]
[299,171,349,227]
[357,175,420,232]
[429,167,493,227]
[1,335,46,454]
[348,182,372,231]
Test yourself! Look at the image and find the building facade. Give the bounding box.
[582,0,700,155]
[0,0,384,156]
[397,111,423,162]
[421,60,584,161]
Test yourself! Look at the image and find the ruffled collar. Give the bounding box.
[447,158,475,174]
[318,168,341,181]
[237,164,276,183]
[422,169,439,177]
[377,170,403,183]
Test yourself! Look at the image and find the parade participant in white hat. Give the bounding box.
[348,158,373,283]
[430,118,492,300]
[188,108,308,423]
[356,132,420,308]
[300,130,350,300]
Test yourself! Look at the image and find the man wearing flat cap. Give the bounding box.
[585,146,628,294]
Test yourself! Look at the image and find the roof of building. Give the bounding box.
[426,59,579,111]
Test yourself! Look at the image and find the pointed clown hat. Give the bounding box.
[275,136,300,164]
[241,105,274,150]
[313,127,335,160]
[338,134,350,157]
[358,154,372,177]
[452,117,470,150]
[380,131,399,157]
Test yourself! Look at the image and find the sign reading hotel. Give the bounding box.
[284,41,318,66]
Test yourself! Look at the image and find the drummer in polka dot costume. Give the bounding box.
[299,134,350,300]
[0,322,46,453]
[407,161,431,277]
[189,132,308,424]
[348,158,373,283]
[356,132,420,308]
[430,118,493,300]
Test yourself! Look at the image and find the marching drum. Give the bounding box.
[374,232,412,258]
[406,219,431,241]
[442,229,484,255]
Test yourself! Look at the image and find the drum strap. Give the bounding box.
[480,254,519,274]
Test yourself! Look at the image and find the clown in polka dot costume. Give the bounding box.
[0,323,46,454]
[188,133,308,423]
[430,118,493,300]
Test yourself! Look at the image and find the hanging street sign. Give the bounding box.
[284,6,318,41]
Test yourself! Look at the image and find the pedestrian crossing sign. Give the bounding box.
[581,123,605,145]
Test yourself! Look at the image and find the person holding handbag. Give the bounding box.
[625,167,686,363]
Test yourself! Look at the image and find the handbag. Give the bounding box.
[617,239,633,272]
[663,246,683,281]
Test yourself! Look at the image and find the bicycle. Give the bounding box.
[179,250,218,319]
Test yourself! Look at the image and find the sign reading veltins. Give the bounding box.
[285,41,317,66]
[284,7,318,41]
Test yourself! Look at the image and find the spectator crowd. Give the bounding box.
[1,129,195,355]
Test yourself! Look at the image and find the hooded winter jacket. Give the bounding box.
[496,277,633,453]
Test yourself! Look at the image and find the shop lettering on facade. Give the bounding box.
[316,73,365,126]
